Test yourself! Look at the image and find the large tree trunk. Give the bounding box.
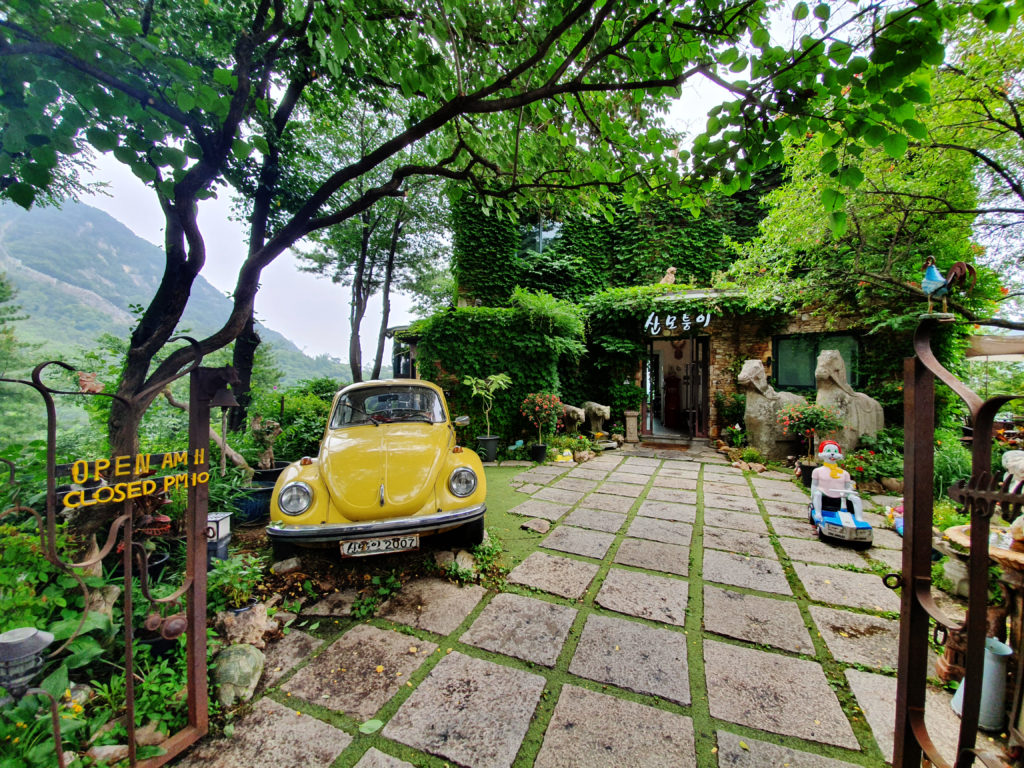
[228,313,260,432]
[348,211,373,382]
[372,216,401,379]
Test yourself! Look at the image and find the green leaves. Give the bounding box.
[792,2,809,20]
[821,187,845,212]
[883,133,908,159]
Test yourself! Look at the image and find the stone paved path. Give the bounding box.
[179,446,967,768]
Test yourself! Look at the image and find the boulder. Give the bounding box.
[86,745,130,764]
[270,557,302,576]
[455,549,476,573]
[215,602,277,649]
[521,519,551,534]
[214,644,266,707]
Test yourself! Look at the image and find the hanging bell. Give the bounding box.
[210,386,239,408]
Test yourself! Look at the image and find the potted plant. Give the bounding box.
[462,372,512,462]
[521,392,563,463]
[776,402,845,486]
[206,553,264,613]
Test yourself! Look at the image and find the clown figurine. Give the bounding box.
[808,439,873,547]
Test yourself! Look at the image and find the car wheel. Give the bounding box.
[455,517,485,548]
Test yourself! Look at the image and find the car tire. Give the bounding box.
[455,517,485,548]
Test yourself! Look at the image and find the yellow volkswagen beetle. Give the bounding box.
[266,379,486,560]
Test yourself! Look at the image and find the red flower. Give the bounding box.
[857,466,864,472]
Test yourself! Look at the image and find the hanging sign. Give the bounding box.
[644,311,713,336]
[61,450,209,508]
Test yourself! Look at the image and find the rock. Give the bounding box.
[610,433,625,446]
[521,519,551,534]
[214,644,266,707]
[435,550,456,569]
[881,477,904,493]
[135,720,168,747]
[455,549,476,573]
[573,450,595,463]
[87,744,130,764]
[69,684,92,708]
[731,461,750,471]
[270,557,302,576]
[61,751,77,766]
[215,603,277,649]
[86,585,122,623]
[274,611,297,626]
[748,463,767,473]
[76,535,104,578]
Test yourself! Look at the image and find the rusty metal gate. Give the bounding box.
[0,351,235,766]
[894,319,1024,767]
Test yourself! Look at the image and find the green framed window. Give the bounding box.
[773,333,860,389]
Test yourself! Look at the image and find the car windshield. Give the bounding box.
[330,385,446,427]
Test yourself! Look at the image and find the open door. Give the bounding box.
[680,336,709,437]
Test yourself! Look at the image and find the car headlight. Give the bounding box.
[448,467,477,498]
[279,482,313,516]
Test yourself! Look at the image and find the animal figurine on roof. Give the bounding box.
[920,256,977,314]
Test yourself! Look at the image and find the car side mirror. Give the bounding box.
[453,415,470,427]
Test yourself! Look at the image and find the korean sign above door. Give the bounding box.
[643,311,713,336]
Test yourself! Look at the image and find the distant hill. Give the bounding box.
[0,201,352,385]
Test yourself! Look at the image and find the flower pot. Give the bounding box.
[798,462,817,488]
[529,443,548,463]
[232,486,273,527]
[476,435,500,462]
[252,461,289,487]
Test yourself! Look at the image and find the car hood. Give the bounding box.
[320,423,451,519]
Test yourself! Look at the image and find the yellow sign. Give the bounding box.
[63,450,209,509]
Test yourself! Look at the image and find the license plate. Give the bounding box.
[341,535,419,557]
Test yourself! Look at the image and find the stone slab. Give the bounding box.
[607,471,650,485]
[541,525,615,560]
[583,492,636,513]
[707,494,760,513]
[281,624,437,719]
[303,589,358,617]
[771,518,818,540]
[635,500,695,523]
[383,652,546,768]
[568,613,690,704]
[515,483,544,495]
[702,550,792,595]
[702,527,776,559]
[867,546,903,572]
[535,686,696,768]
[761,469,798,481]
[508,499,570,521]
[595,568,688,626]
[461,592,576,666]
[703,481,754,499]
[703,585,814,654]
[552,476,598,493]
[656,465,699,478]
[703,508,768,533]
[598,481,646,498]
[567,468,610,482]
[752,480,809,503]
[763,499,810,518]
[562,507,626,533]
[703,471,750,486]
[353,748,415,768]
[704,639,858,748]
[628,516,693,546]
[621,458,660,471]
[646,487,698,505]
[614,538,689,576]
[376,577,487,635]
[810,606,900,670]
[780,536,871,569]
[534,486,586,505]
[521,518,551,534]
[507,551,599,600]
[176,698,351,768]
[794,563,900,612]
[650,474,698,490]
[871,528,904,550]
[258,630,324,692]
[715,730,861,768]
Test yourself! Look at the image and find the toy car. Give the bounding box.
[808,489,873,548]
[266,379,486,560]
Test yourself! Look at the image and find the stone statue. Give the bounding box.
[562,404,586,433]
[814,350,883,449]
[737,359,807,460]
[582,401,611,434]
[659,267,677,285]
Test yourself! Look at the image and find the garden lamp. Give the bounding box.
[0,627,54,700]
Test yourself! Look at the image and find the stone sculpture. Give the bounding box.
[814,349,883,449]
[1004,450,1024,492]
[562,404,586,433]
[737,359,807,460]
[581,401,611,434]
[659,266,676,284]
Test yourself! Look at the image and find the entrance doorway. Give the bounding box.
[643,336,709,438]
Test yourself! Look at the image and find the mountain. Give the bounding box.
[0,200,351,384]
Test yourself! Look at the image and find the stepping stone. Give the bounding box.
[583,493,636,513]
[567,468,610,482]
[637,500,696,523]
[702,550,792,595]
[703,527,776,559]
[598,481,646,498]
[702,471,749,486]
[646,487,698,505]
[563,507,626,533]
[461,593,576,666]
[794,563,900,612]
[354,748,416,768]
[871,528,904,550]
[716,730,861,768]
[868,546,903,572]
[535,685,696,768]
[771,518,817,540]
[846,669,974,762]
[376,577,487,635]
[703,508,768,533]
[862,511,888,527]
[595,568,688,626]
[704,640,858,749]
[760,469,798,481]
[707,494,760,513]
[281,625,437,719]
[552,477,598,493]
[303,589,359,617]
[622,458,660,471]
[810,606,900,669]
[501,460,533,467]
[541,526,615,560]
[507,552,599,599]
[607,470,650,485]
[508,499,570,521]
[515,483,543,495]
[258,630,324,692]
[656,465,699,478]
[779,536,870,569]
[650,474,697,490]
[703,585,814,654]
[869,494,903,508]
[752,479,808,502]
[521,518,551,534]
[627,516,693,546]
[568,613,690,703]
[514,467,565,484]
[384,652,545,768]
[176,698,351,768]
[614,538,689,576]
[763,499,809,518]
[702,481,754,499]
[534,486,585,504]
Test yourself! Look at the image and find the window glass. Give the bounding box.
[331,386,445,427]
[775,334,859,389]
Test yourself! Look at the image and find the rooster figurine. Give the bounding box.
[921,256,977,313]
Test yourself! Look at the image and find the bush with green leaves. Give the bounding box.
[0,665,87,767]
[207,554,264,611]
[607,383,645,427]
[247,378,337,460]
[933,428,973,500]
[462,372,512,437]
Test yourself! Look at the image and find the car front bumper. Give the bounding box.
[266,503,486,543]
